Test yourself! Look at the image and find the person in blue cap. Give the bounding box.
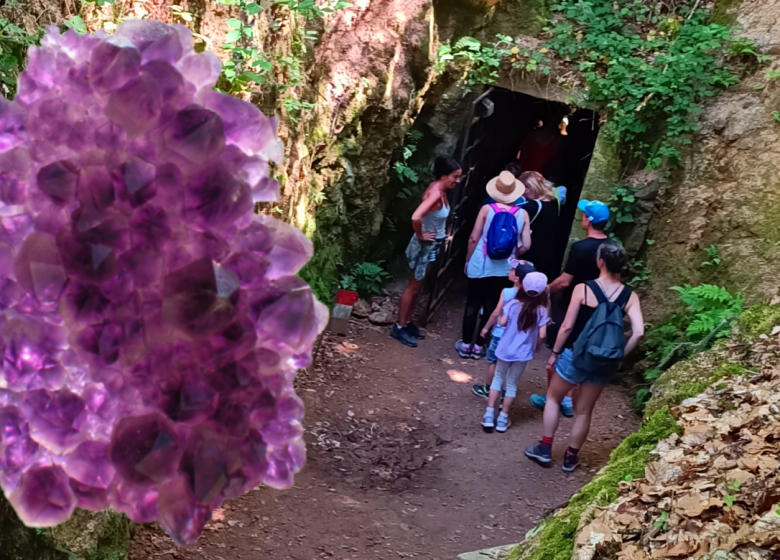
[529,199,610,417]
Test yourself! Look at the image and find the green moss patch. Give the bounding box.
[48,509,133,560]
[710,0,745,25]
[508,409,680,560]
[735,304,780,339]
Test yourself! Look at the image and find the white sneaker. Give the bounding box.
[455,339,472,359]
[482,412,495,433]
[496,414,511,433]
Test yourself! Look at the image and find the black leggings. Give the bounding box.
[462,276,513,346]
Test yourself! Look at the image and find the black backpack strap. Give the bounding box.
[586,280,607,305]
[615,285,633,309]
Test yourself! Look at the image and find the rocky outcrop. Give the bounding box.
[645,0,780,318]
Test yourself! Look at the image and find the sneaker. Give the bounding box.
[454,339,472,359]
[560,397,574,418]
[496,414,511,433]
[472,384,490,399]
[530,394,546,411]
[481,412,495,433]
[525,443,552,466]
[391,325,418,348]
[562,451,580,473]
[406,323,425,339]
[470,344,486,360]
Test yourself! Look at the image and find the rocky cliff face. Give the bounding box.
[644,0,780,317]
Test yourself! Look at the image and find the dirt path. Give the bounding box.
[129,286,639,559]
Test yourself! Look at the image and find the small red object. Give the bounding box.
[336,290,359,306]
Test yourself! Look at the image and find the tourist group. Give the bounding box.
[390,157,645,472]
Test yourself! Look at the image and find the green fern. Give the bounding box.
[454,36,481,51]
[646,284,743,364]
[340,262,389,296]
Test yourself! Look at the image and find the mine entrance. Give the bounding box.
[421,87,601,325]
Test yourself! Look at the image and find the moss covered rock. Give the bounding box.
[507,409,681,560]
[506,304,780,560]
[49,509,133,560]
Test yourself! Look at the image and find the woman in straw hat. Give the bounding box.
[455,171,531,360]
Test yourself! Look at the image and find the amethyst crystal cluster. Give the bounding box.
[0,21,327,544]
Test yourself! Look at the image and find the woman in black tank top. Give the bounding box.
[524,241,645,473]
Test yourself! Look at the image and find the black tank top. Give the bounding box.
[564,281,632,349]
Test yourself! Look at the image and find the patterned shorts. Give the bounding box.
[406,236,444,281]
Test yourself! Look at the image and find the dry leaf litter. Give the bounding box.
[575,332,780,560]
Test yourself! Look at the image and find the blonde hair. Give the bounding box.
[519,171,555,201]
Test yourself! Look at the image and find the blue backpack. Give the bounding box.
[572,281,633,378]
[486,204,520,260]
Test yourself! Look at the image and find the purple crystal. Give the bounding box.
[0,98,27,152]
[65,440,115,489]
[37,161,79,205]
[0,20,327,545]
[6,465,76,526]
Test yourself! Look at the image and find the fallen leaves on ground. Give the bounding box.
[575,332,780,560]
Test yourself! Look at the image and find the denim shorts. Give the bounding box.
[486,334,501,365]
[555,348,608,386]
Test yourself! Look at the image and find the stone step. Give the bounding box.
[457,543,517,559]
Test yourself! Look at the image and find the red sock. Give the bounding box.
[541,436,553,447]
[566,446,579,456]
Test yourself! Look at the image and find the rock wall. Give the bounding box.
[644,0,780,318]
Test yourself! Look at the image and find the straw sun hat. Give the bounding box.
[486,171,526,205]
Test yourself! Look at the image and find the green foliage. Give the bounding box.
[626,259,650,288]
[653,511,670,531]
[169,5,195,23]
[62,16,88,36]
[645,284,743,365]
[394,130,429,200]
[540,0,738,167]
[437,36,514,87]
[283,96,315,122]
[217,0,349,96]
[701,244,720,267]
[607,184,639,227]
[637,284,743,410]
[0,18,42,98]
[765,67,780,81]
[339,262,389,297]
[729,37,770,62]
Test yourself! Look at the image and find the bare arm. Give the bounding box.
[551,284,585,354]
[536,324,547,351]
[481,290,506,337]
[623,292,645,355]
[497,314,508,327]
[548,272,573,294]
[516,210,532,257]
[465,206,489,271]
[411,193,443,240]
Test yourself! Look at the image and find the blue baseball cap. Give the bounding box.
[577,200,610,224]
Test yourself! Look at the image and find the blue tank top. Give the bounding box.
[466,205,525,278]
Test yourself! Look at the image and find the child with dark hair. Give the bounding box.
[481,272,550,433]
[525,241,644,471]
